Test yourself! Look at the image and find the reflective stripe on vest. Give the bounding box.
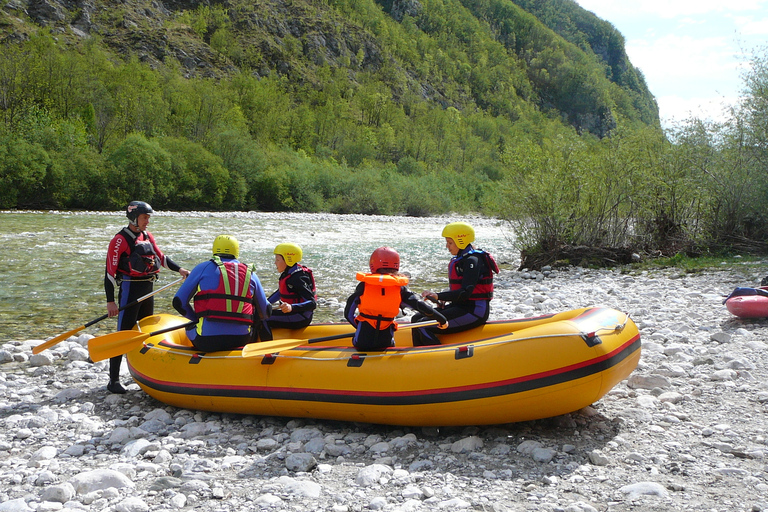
[193,257,254,323]
[355,272,409,330]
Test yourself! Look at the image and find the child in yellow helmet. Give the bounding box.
[267,243,317,329]
[412,222,499,346]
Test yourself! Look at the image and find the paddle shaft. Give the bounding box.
[88,320,197,362]
[242,319,442,358]
[142,320,199,338]
[306,319,440,344]
[33,277,184,354]
[96,277,185,325]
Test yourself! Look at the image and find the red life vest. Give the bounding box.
[116,229,162,278]
[448,249,499,301]
[355,272,409,329]
[193,257,254,323]
[278,264,317,304]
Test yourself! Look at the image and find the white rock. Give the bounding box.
[356,464,393,487]
[28,353,54,366]
[401,485,423,499]
[451,436,483,453]
[658,392,684,404]
[0,498,32,512]
[40,482,75,503]
[67,346,90,361]
[438,498,471,509]
[285,452,317,472]
[52,388,84,402]
[368,497,387,510]
[278,476,322,498]
[711,369,737,381]
[69,469,134,494]
[532,447,557,463]
[255,493,283,506]
[588,450,610,466]
[627,374,671,389]
[619,481,668,499]
[516,440,542,455]
[29,445,58,466]
[114,497,149,512]
[121,438,152,458]
[169,493,187,508]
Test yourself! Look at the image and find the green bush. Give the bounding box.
[0,136,50,208]
[104,133,173,208]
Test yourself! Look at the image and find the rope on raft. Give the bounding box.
[143,313,632,362]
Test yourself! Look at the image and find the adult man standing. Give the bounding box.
[104,201,189,393]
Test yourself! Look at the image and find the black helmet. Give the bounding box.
[126,201,154,225]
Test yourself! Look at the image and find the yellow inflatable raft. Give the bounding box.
[126,307,640,426]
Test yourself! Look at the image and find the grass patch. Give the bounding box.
[624,253,768,275]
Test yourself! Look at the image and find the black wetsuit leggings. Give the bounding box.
[411,300,489,346]
[352,322,396,351]
[110,280,154,382]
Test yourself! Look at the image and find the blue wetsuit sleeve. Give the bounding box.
[344,282,365,327]
[173,262,205,322]
[250,273,270,319]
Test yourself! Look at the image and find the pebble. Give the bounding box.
[1,265,768,511]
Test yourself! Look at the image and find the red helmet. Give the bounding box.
[369,246,400,273]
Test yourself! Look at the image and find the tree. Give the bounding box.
[105,133,173,208]
[0,135,50,207]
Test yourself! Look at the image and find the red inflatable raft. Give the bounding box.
[724,287,768,319]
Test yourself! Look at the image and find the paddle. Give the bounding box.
[241,320,440,358]
[33,277,184,354]
[88,320,197,363]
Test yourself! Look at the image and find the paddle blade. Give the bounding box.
[33,325,87,354]
[88,331,151,362]
[241,338,308,358]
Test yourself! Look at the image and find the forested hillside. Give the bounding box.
[1,0,765,262]
[0,0,656,209]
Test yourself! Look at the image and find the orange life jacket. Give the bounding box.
[355,272,409,330]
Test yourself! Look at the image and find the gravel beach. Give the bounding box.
[2,263,768,512]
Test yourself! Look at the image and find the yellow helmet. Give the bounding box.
[441,222,475,249]
[212,235,239,259]
[274,243,303,266]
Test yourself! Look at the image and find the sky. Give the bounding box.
[574,0,768,127]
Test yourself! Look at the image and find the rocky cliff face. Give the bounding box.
[4,0,225,76]
[0,0,657,136]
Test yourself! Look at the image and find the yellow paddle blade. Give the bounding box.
[241,338,309,358]
[33,325,87,354]
[88,331,151,362]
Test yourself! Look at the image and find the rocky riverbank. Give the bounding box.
[2,264,768,512]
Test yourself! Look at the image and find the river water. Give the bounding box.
[0,211,516,342]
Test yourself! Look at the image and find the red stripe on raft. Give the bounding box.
[129,333,639,399]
